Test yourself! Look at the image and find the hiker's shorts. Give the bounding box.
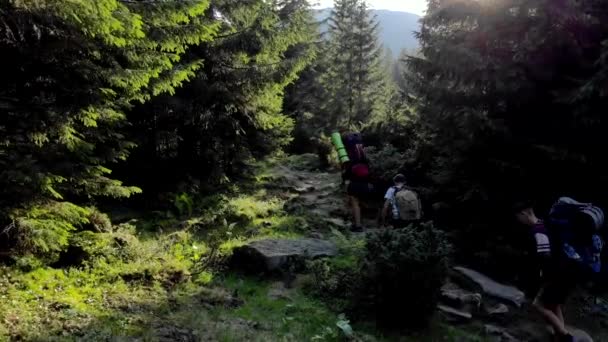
[537,280,576,306]
[536,264,579,306]
[347,181,373,199]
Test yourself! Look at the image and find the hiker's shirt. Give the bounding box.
[530,220,555,286]
[384,186,402,220]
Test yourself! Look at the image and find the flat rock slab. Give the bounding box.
[437,304,472,322]
[453,266,525,307]
[232,238,338,273]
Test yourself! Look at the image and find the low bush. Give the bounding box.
[305,230,366,312]
[307,223,451,331]
[363,222,451,330]
[364,144,405,182]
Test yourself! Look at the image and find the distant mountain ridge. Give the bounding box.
[314,8,421,54]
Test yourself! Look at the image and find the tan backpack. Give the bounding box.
[394,187,422,221]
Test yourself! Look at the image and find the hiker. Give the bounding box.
[381,174,422,228]
[514,199,604,342]
[341,132,372,232]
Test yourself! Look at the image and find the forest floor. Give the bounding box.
[0,154,606,341]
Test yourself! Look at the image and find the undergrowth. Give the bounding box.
[0,155,487,341]
[0,156,324,340]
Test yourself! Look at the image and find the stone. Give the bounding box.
[484,324,517,342]
[308,232,324,240]
[453,266,526,307]
[569,328,594,342]
[292,185,315,193]
[437,304,472,322]
[324,217,350,229]
[231,238,338,273]
[440,283,482,311]
[485,303,509,316]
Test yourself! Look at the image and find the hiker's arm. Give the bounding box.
[341,162,351,185]
[381,200,390,226]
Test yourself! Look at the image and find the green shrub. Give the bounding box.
[364,144,405,182]
[11,201,92,263]
[85,208,112,232]
[173,193,194,218]
[306,230,366,312]
[363,222,451,331]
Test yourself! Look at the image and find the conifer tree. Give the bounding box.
[0,0,218,260]
[323,0,383,130]
[122,0,317,191]
[406,0,608,217]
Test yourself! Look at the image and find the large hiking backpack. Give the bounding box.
[547,197,605,274]
[343,133,369,180]
[393,187,422,221]
[343,133,366,164]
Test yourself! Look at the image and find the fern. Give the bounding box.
[174,193,194,218]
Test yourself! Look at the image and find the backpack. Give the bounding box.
[393,187,422,221]
[547,197,605,274]
[343,133,369,181]
[343,133,366,164]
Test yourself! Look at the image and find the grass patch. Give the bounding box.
[216,274,347,341]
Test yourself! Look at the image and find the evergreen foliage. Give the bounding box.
[364,223,451,330]
[324,0,384,129]
[0,0,316,261]
[0,0,211,259]
[122,0,318,193]
[403,0,608,269]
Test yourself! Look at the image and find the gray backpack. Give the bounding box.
[393,187,422,221]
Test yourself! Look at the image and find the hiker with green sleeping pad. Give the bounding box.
[332,132,373,232]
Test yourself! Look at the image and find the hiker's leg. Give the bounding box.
[533,298,568,335]
[350,196,361,227]
[554,305,565,325]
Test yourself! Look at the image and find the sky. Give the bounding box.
[313,0,427,15]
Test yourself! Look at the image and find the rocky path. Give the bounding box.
[235,155,601,342]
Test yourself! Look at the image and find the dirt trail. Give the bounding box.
[270,159,381,233]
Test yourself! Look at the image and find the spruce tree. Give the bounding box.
[0,0,218,261]
[406,0,608,217]
[121,0,317,191]
[324,0,383,130]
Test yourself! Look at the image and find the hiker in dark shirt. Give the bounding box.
[342,158,372,232]
[341,133,372,232]
[514,202,577,342]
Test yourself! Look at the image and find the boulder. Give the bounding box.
[231,238,338,273]
[453,266,525,307]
